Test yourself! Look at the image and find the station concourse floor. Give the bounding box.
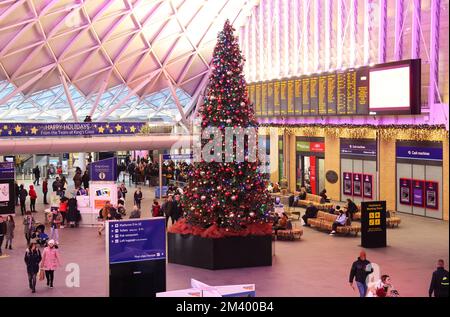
[0,178,448,297]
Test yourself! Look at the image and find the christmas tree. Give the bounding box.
[169,20,273,238]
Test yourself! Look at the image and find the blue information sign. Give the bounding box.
[340,139,377,157]
[162,154,193,160]
[108,218,166,264]
[0,162,15,180]
[90,157,117,181]
[396,146,443,161]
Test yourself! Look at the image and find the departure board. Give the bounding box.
[248,59,421,117]
[255,83,261,116]
[318,75,327,115]
[327,73,337,115]
[356,67,369,114]
[302,77,310,115]
[267,82,274,115]
[336,71,347,115]
[280,80,287,115]
[310,76,319,115]
[294,78,302,115]
[261,82,267,116]
[346,70,357,115]
[273,81,280,115]
[287,80,294,115]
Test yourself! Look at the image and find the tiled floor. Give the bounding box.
[0,178,448,297]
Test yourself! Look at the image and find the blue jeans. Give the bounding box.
[356,281,367,297]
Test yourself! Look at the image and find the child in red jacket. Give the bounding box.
[29,185,37,213]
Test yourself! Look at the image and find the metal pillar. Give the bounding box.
[411,0,421,59]
[378,0,387,63]
[428,0,441,107]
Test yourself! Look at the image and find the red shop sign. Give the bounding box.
[310,142,325,152]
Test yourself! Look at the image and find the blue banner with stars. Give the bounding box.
[0,122,146,138]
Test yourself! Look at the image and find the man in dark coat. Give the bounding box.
[302,203,318,226]
[349,251,374,297]
[32,165,40,186]
[429,259,449,297]
[19,185,28,216]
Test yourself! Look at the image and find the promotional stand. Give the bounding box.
[0,162,15,216]
[89,157,118,219]
[106,218,166,297]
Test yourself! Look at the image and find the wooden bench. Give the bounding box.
[275,228,303,241]
[307,211,361,236]
[295,193,333,211]
[353,207,401,228]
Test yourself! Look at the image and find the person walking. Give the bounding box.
[0,216,6,256]
[172,194,183,223]
[129,205,141,219]
[82,171,90,190]
[24,242,41,293]
[47,208,62,243]
[15,181,20,206]
[23,212,35,245]
[133,187,143,209]
[349,251,374,297]
[429,259,449,297]
[119,183,128,201]
[73,170,82,189]
[29,185,37,213]
[4,215,15,250]
[162,195,174,227]
[19,184,28,216]
[42,178,49,205]
[32,165,40,186]
[40,239,61,288]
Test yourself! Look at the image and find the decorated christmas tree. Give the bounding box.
[169,20,273,238]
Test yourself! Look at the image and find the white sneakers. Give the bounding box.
[329,231,336,235]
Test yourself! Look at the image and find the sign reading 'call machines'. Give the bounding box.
[107,218,166,297]
[361,201,387,248]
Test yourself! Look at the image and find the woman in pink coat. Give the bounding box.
[40,239,61,288]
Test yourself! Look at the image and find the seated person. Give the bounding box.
[76,187,87,196]
[35,227,49,247]
[346,198,358,220]
[329,205,341,214]
[274,212,289,234]
[329,210,349,235]
[302,202,318,226]
[319,189,330,203]
[272,183,281,193]
[298,186,307,200]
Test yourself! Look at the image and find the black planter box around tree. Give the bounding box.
[168,232,272,270]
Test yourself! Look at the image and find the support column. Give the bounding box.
[443,135,449,220]
[394,0,405,60]
[411,0,421,59]
[77,152,86,171]
[378,0,387,63]
[269,127,279,184]
[324,133,340,201]
[428,0,441,107]
[379,138,396,211]
[288,134,297,193]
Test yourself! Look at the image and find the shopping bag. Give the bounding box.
[39,269,45,281]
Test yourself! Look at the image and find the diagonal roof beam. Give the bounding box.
[89,68,113,117]
[97,69,159,120]
[0,0,27,25]
[58,66,79,122]
[163,70,187,127]
[0,64,54,106]
[176,0,230,83]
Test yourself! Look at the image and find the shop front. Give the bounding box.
[396,141,443,219]
[295,137,325,194]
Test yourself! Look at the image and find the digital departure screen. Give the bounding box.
[249,59,421,117]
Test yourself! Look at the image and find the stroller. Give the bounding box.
[32,224,49,247]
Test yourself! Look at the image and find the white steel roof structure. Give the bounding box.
[0,0,258,123]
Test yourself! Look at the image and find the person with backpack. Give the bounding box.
[19,184,28,216]
[429,259,449,297]
[29,185,37,213]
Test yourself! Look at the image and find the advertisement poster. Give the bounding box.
[425,181,439,210]
[0,183,9,202]
[353,173,362,196]
[363,174,373,199]
[399,178,412,205]
[412,180,425,207]
[89,182,117,213]
[343,172,352,195]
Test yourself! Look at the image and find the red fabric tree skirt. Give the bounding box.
[168,218,272,238]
